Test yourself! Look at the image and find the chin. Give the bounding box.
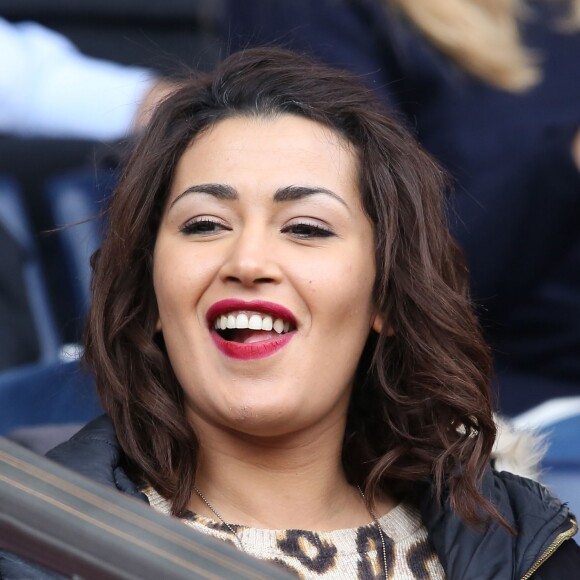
[222,400,314,438]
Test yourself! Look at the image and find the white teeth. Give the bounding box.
[248,314,262,330]
[213,311,293,332]
[236,313,249,329]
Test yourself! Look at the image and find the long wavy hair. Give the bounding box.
[390,0,580,91]
[85,47,502,528]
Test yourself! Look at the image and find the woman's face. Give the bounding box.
[153,114,381,438]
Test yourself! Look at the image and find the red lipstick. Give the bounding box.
[207,299,297,360]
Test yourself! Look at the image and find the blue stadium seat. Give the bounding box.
[513,398,580,518]
[0,359,101,437]
[542,414,580,517]
[543,466,580,518]
[45,169,116,319]
[0,178,61,363]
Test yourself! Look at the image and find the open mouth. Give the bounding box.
[206,300,297,359]
[213,312,295,344]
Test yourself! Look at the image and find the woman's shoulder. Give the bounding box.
[418,466,578,578]
[495,469,579,578]
[45,414,148,502]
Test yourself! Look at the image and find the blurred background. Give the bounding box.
[0,0,578,509]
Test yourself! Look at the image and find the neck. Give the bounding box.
[189,414,388,531]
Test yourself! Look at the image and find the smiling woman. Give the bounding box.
[153,114,380,442]
[22,48,578,579]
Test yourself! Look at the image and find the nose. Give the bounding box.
[219,227,282,287]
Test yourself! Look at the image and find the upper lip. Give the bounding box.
[206,299,297,327]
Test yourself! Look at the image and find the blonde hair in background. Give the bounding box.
[390,0,580,92]
[562,0,580,28]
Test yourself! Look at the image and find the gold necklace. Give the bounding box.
[193,485,388,578]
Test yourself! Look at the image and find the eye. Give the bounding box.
[282,221,335,239]
[180,217,230,236]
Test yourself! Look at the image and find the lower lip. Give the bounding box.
[210,331,295,360]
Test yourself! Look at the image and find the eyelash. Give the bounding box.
[180,218,228,236]
[179,218,335,239]
[282,221,335,239]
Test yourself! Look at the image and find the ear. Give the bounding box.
[155,317,162,333]
[372,312,394,336]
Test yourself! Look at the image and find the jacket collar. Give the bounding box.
[419,466,573,580]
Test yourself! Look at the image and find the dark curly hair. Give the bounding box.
[85,47,501,529]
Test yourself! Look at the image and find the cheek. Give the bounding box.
[153,242,218,319]
[300,249,376,309]
[156,241,206,275]
[292,254,377,351]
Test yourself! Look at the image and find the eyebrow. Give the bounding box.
[273,185,350,210]
[170,183,350,211]
[169,184,237,209]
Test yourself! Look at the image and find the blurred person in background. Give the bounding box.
[0,16,173,140]
[226,0,580,415]
[0,16,174,371]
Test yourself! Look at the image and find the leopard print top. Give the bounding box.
[144,487,445,579]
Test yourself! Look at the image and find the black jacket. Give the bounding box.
[2,416,579,579]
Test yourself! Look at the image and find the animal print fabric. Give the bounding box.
[144,487,444,579]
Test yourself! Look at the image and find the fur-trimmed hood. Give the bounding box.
[491,415,548,481]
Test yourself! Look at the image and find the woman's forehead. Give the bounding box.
[167,115,361,208]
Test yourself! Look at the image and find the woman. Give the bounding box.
[10,48,578,578]
[225,0,580,415]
